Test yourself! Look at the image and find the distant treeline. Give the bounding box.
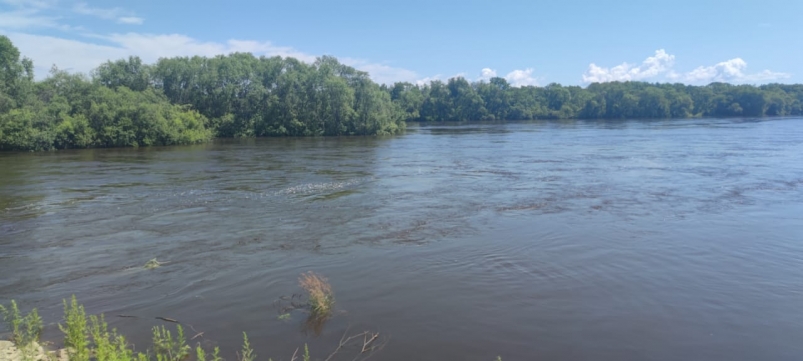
[0,36,404,151]
[2,35,802,151]
[385,77,803,122]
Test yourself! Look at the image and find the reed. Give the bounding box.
[299,271,335,318]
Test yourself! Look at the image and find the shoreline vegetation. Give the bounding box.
[1,35,802,152]
[1,273,445,361]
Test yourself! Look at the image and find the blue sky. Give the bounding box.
[1,0,800,86]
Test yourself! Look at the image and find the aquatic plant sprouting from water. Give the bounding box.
[299,271,335,318]
[145,258,163,270]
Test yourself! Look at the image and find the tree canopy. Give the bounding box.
[0,36,404,151]
[386,78,803,122]
[1,35,801,151]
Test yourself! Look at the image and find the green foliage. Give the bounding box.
[195,345,205,361]
[0,36,406,151]
[303,344,310,361]
[0,300,43,348]
[238,332,255,361]
[90,314,144,361]
[393,79,803,122]
[152,324,190,361]
[59,295,90,361]
[8,35,803,152]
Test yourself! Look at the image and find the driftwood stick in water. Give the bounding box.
[155,316,179,323]
[362,333,379,353]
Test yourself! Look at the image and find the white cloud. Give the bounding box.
[1,31,420,84]
[583,49,675,83]
[72,2,143,25]
[504,68,538,87]
[0,8,61,29]
[679,58,790,84]
[478,67,497,81]
[583,49,791,84]
[476,67,540,86]
[583,50,790,85]
[117,16,143,25]
[339,57,419,84]
[415,75,441,86]
[72,2,117,18]
[0,0,57,9]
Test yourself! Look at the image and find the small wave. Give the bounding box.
[278,177,373,196]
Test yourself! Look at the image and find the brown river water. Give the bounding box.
[1,118,802,361]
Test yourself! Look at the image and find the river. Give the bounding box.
[1,118,802,361]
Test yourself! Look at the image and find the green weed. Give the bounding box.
[152,324,190,361]
[0,300,42,348]
[238,332,255,361]
[59,296,89,361]
[90,314,146,361]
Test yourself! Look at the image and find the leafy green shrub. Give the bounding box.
[59,295,89,361]
[152,324,189,361]
[0,300,43,348]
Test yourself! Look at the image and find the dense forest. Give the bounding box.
[385,77,803,122]
[1,35,802,151]
[0,36,404,151]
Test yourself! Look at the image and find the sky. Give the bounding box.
[1,0,801,87]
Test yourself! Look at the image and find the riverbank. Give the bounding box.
[0,341,68,361]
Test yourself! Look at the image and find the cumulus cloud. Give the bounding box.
[582,49,675,83]
[475,67,539,87]
[504,68,538,87]
[478,67,497,81]
[675,58,790,84]
[584,50,790,84]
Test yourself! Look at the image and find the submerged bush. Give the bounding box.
[299,271,335,318]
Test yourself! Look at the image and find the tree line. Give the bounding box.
[2,35,802,151]
[384,77,803,122]
[0,36,404,151]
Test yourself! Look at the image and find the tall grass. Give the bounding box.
[299,271,334,318]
